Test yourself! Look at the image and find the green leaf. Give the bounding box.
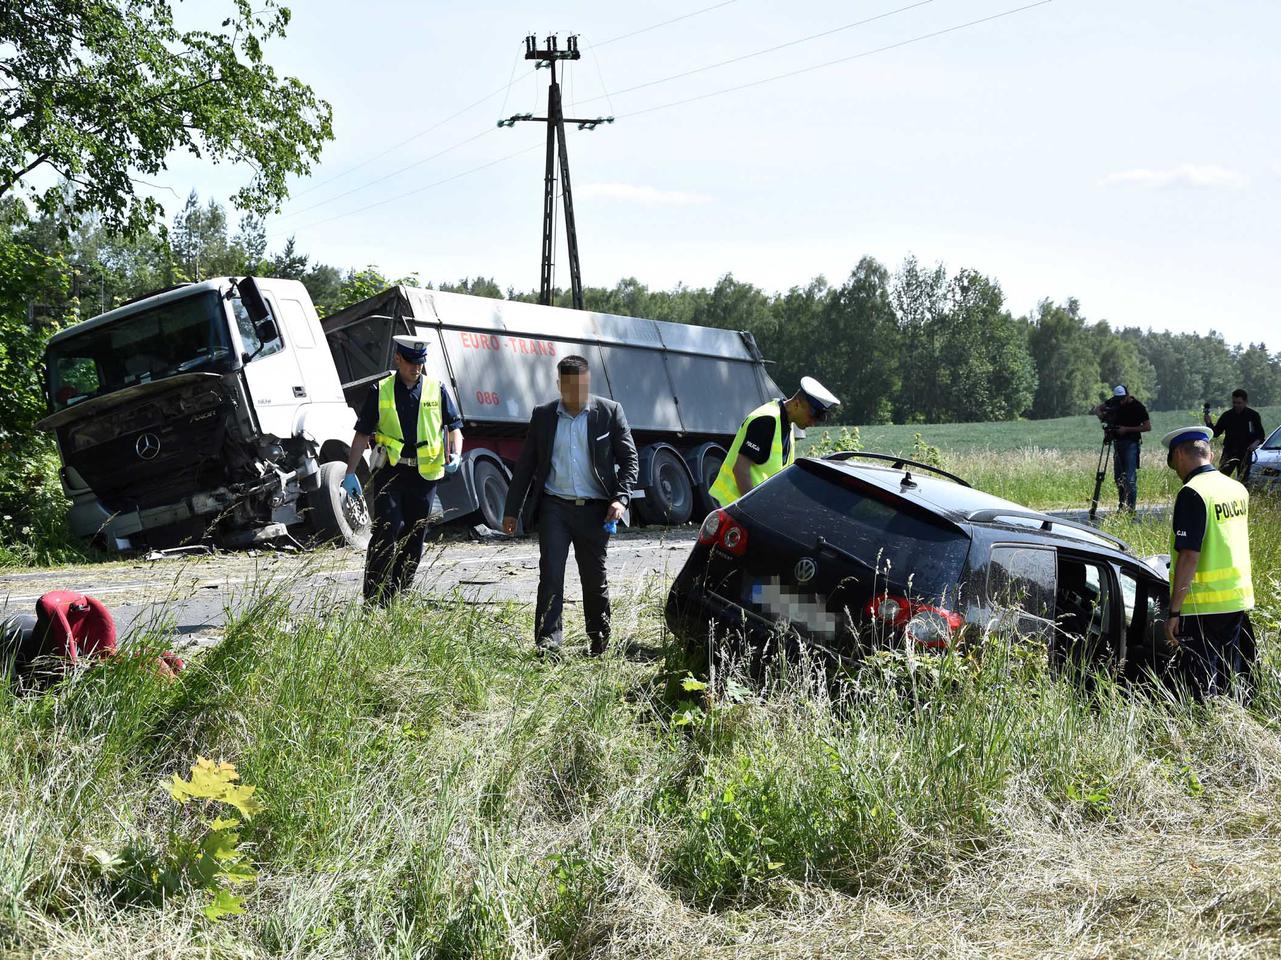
[202,889,246,921]
[167,757,265,819]
[680,675,708,692]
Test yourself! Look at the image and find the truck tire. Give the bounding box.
[694,445,726,516]
[309,461,370,547]
[638,447,694,525]
[472,458,510,532]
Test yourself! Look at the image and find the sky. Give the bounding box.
[152,0,1280,342]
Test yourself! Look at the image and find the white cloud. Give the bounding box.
[578,182,713,206]
[1100,164,1248,189]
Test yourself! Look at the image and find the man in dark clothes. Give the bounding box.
[1094,384,1151,512]
[502,355,638,656]
[1161,426,1254,701]
[344,335,464,606]
[1204,389,1266,480]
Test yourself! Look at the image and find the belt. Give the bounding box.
[548,494,606,506]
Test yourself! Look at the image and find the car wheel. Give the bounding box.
[638,447,694,525]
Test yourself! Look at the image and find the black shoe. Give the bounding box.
[536,636,563,657]
[589,636,609,657]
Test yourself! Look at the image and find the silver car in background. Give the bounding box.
[1250,425,1281,492]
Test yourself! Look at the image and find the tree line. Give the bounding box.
[4,191,1279,444]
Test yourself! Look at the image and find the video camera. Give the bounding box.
[1098,395,1123,442]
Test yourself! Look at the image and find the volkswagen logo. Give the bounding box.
[794,557,818,584]
[135,433,161,460]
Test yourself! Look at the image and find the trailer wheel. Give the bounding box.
[638,447,694,525]
[309,461,371,547]
[473,458,510,532]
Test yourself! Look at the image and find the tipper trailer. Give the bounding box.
[39,278,783,552]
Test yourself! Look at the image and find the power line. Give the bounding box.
[273,127,497,221]
[281,2,744,208]
[618,0,1054,119]
[282,70,534,204]
[594,0,742,47]
[577,0,938,108]
[275,144,542,237]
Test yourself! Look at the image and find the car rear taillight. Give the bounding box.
[863,593,963,649]
[698,510,725,545]
[698,508,749,556]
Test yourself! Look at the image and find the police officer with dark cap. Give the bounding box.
[344,335,464,606]
[710,376,840,506]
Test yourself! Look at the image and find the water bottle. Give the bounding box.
[603,519,618,535]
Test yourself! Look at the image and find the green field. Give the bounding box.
[803,405,1281,512]
[823,405,1281,455]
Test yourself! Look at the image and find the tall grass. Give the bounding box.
[2,494,1279,957]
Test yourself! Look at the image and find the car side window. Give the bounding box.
[986,545,1057,637]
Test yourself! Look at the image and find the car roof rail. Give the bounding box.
[964,508,1132,552]
[820,451,971,488]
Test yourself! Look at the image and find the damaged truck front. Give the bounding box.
[38,278,367,551]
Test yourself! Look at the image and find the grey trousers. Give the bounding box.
[534,496,611,646]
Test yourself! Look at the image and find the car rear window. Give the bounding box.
[732,461,971,603]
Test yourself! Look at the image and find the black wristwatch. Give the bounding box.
[1169,609,1181,617]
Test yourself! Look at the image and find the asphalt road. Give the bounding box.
[0,528,699,650]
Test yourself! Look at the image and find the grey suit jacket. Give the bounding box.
[503,396,639,529]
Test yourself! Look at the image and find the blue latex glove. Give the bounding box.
[603,519,618,535]
[443,453,461,476]
[341,473,362,498]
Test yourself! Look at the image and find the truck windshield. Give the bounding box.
[46,291,234,410]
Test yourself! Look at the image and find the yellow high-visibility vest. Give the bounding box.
[374,374,445,481]
[1171,469,1253,614]
[709,400,794,506]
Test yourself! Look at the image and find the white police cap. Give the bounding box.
[1161,425,1212,465]
[799,376,840,412]
[1160,425,1212,451]
[392,335,429,362]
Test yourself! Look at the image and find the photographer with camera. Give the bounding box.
[1094,385,1151,512]
[1204,389,1266,481]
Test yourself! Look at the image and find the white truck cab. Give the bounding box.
[40,277,367,550]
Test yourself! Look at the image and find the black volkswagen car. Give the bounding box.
[665,453,1172,677]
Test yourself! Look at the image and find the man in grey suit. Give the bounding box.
[503,355,639,656]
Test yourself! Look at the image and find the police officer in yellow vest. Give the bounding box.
[1162,425,1254,699]
[710,377,840,506]
[344,335,464,605]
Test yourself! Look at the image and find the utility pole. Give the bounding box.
[499,34,612,310]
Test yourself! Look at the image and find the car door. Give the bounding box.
[1052,550,1122,670]
[1115,562,1171,680]
[983,543,1058,641]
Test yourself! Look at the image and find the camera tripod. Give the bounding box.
[1088,429,1115,521]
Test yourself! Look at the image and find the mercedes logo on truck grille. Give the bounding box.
[135,433,161,460]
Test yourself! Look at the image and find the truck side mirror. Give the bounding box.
[239,276,271,326]
[254,316,279,345]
